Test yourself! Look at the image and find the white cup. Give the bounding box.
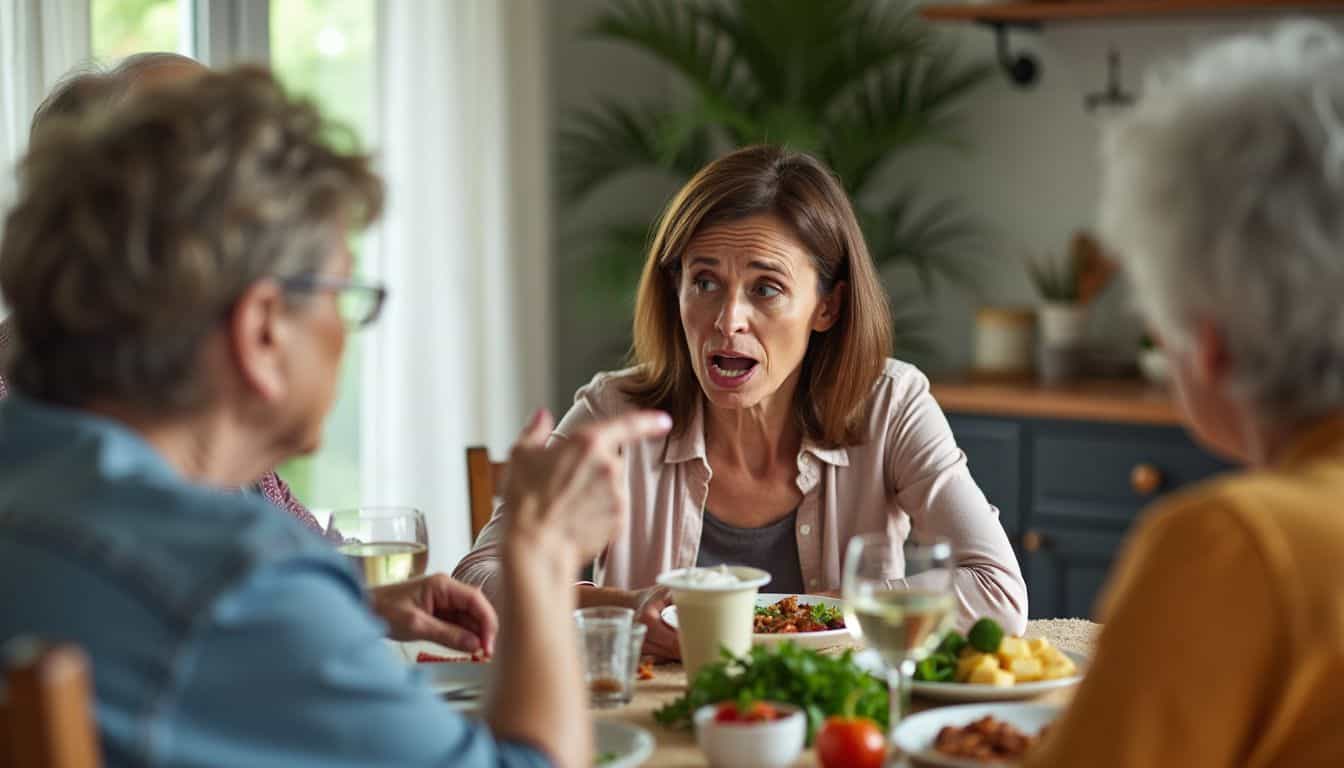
[656,566,771,681]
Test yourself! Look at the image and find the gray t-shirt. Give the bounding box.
[696,508,805,594]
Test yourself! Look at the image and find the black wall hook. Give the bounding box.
[987,21,1041,88]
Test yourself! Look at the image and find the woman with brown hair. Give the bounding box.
[456,145,1026,657]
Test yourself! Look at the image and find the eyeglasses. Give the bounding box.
[279,274,388,329]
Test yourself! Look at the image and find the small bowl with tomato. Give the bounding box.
[693,701,806,768]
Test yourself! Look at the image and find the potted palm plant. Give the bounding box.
[558,0,993,364]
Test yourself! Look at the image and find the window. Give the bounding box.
[89,0,376,511]
[92,0,190,60]
[268,0,375,510]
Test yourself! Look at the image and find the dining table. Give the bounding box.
[400,617,1099,767]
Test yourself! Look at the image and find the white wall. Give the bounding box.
[900,9,1344,372]
[547,5,1344,396]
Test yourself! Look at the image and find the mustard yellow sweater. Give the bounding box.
[1026,416,1344,767]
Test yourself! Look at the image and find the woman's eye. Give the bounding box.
[693,276,719,293]
[754,283,782,299]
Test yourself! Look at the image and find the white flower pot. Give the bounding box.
[1037,302,1088,349]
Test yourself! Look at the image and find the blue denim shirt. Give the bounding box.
[0,396,549,768]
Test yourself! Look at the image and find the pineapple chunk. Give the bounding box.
[996,636,1030,665]
[1008,656,1045,682]
[969,662,1015,686]
[956,653,998,683]
[1036,647,1069,667]
[1026,637,1052,655]
[1042,655,1078,680]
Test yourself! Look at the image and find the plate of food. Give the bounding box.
[414,650,493,710]
[594,719,655,767]
[907,619,1084,702]
[892,702,1059,767]
[661,593,850,649]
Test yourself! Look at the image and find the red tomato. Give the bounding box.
[816,715,886,768]
[714,701,781,724]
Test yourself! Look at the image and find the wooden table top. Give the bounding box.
[931,376,1182,426]
[403,619,1100,768]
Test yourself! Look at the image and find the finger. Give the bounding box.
[426,577,500,655]
[516,407,555,447]
[579,410,672,454]
[414,615,485,654]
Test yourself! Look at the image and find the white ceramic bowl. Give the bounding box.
[594,719,655,768]
[693,702,806,768]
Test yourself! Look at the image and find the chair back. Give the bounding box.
[0,639,101,768]
[465,446,507,542]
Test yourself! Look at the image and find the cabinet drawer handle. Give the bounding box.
[1130,463,1163,496]
[1022,530,1048,553]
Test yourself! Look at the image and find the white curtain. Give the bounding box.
[0,0,90,312]
[365,0,552,570]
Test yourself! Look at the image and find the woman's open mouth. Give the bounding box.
[707,353,759,389]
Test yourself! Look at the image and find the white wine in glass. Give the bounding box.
[329,507,429,588]
[843,533,954,733]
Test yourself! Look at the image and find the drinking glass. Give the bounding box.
[574,607,635,708]
[842,533,954,734]
[328,507,429,588]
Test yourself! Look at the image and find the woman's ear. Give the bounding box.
[228,280,289,403]
[812,281,846,332]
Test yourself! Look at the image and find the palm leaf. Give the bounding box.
[588,0,745,105]
[827,44,991,195]
[557,99,718,201]
[859,191,985,295]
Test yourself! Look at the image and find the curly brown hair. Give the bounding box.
[0,66,383,410]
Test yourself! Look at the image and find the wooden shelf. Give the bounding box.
[930,376,1182,425]
[921,1,1344,24]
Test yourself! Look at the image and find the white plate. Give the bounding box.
[892,702,1060,767]
[660,593,851,650]
[594,719,655,767]
[854,648,1086,702]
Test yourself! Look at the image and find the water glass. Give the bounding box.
[574,607,635,708]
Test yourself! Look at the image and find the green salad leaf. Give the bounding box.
[653,642,887,744]
[810,602,843,625]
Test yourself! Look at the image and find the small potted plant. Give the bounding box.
[1026,232,1115,381]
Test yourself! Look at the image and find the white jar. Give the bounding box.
[973,307,1036,375]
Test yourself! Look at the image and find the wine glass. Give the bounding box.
[328,507,429,587]
[843,533,954,733]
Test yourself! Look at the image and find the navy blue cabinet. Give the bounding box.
[947,414,1228,620]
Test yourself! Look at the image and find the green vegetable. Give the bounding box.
[936,630,967,658]
[653,642,887,744]
[968,618,1004,653]
[913,652,956,682]
[595,752,618,766]
[810,602,843,625]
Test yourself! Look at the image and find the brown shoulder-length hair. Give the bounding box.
[623,145,893,448]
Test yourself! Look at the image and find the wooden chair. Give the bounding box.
[465,446,507,543]
[0,639,101,768]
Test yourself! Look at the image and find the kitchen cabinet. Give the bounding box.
[935,378,1229,620]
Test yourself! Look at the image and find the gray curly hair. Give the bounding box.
[0,66,383,411]
[1100,22,1344,424]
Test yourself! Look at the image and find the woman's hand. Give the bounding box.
[631,585,681,661]
[370,574,498,655]
[501,408,672,562]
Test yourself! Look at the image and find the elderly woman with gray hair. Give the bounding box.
[1025,23,1344,767]
[0,67,669,766]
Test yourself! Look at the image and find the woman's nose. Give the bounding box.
[714,294,749,336]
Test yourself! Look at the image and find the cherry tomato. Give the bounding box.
[816,715,886,768]
[714,701,780,724]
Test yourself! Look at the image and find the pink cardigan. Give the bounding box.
[454,359,1029,634]
[0,319,323,534]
